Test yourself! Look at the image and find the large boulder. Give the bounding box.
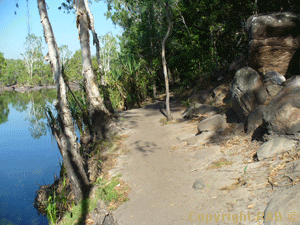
[246,12,300,76]
[264,76,300,135]
[231,67,267,121]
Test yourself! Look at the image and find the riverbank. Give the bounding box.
[0,82,81,93]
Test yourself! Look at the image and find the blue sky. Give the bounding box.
[0,0,122,59]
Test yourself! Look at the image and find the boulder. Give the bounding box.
[182,103,219,119]
[246,12,300,76]
[264,183,300,225]
[197,114,227,133]
[264,71,286,85]
[247,105,265,133]
[265,84,282,97]
[264,76,300,135]
[256,137,297,160]
[230,67,267,121]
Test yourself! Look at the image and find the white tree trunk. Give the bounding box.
[161,0,173,121]
[83,0,114,113]
[74,0,112,139]
[37,0,90,202]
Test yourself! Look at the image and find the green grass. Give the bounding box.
[58,175,128,224]
[96,175,124,205]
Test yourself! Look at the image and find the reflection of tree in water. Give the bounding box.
[0,90,57,138]
[27,98,47,139]
[0,94,9,124]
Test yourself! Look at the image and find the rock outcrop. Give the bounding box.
[256,137,297,160]
[264,183,300,225]
[231,67,267,121]
[246,12,300,76]
[263,76,300,136]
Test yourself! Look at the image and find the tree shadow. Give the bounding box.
[66,150,92,225]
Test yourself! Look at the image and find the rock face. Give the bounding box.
[264,183,300,225]
[231,67,267,121]
[264,71,286,85]
[256,137,297,160]
[182,103,219,119]
[264,76,300,135]
[246,12,300,76]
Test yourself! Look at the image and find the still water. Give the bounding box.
[0,90,62,225]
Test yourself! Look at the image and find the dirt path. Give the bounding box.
[110,101,275,225]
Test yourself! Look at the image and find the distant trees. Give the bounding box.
[0,34,53,87]
[21,34,43,83]
[0,52,7,86]
[59,45,72,69]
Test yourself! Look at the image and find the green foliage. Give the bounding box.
[100,0,300,95]
[66,50,83,82]
[0,52,6,80]
[95,175,127,206]
[1,34,53,87]
[45,192,58,225]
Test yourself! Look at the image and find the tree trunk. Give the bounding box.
[37,0,90,202]
[83,0,115,114]
[74,0,112,140]
[161,0,173,121]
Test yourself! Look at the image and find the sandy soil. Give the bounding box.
[109,101,288,225]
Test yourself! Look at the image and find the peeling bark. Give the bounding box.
[38,0,90,202]
[83,0,115,114]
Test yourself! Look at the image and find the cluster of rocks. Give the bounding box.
[182,11,300,224]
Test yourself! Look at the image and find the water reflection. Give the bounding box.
[0,90,56,138]
[0,89,60,225]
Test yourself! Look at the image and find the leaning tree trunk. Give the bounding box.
[161,0,173,121]
[83,0,114,114]
[74,0,111,140]
[38,0,90,202]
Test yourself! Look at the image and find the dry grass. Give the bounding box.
[206,157,233,170]
[221,174,250,190]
